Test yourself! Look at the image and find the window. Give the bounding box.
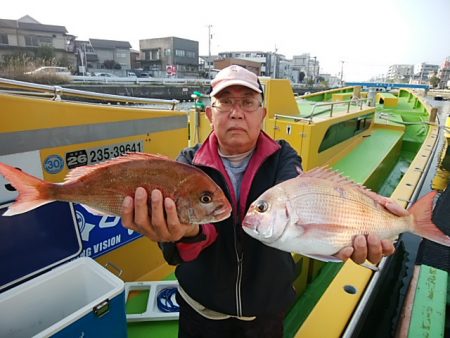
[25,36,38,46]
[186,51,195,58]
[0,34,8,45]
[25,35,52,47]
[39,36,52,45]
[175,49,185,57]
[164,48,171,56]
[144,50,160,61]
[319,113,374,152]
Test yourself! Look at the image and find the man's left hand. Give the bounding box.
[335,234,395,265]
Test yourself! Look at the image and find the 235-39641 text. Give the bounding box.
[65,141,144,169]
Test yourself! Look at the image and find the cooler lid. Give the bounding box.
[0,201,82,292]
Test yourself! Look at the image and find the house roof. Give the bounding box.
[0,18,68,34]
[90,39,132,49]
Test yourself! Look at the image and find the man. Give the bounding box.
[121,65,396,338]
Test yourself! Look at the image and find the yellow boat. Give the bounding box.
[0,76,446,337]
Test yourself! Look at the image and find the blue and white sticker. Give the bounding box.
[44,154,65,174]
[75,204,141,258]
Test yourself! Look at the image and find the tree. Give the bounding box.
[299,71,305,82]
[35,46,55,62]
[429,75,440,88]
[103,59,121,70]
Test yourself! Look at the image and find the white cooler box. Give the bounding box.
[0,202,127,338]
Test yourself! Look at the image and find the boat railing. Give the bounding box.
[309,98,368,117]
[275,98,369,123]
[0,77,180,110]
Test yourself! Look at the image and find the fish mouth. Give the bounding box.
[242,220,254,230]
[242,216,276,242]
[213,205,232,220]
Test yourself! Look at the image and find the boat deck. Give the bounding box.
[333,127,404,185]
[126,275,178,337]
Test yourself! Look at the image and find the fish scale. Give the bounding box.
[242,167,450,262]
[0,152,232,224]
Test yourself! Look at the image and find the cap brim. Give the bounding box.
[210,80,262,97]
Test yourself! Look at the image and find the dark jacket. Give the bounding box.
[160,131,302,317]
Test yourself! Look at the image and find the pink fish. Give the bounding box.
[242,167,450,262]
[0,153,231,224]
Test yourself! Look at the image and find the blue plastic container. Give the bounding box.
[0,202,127,338]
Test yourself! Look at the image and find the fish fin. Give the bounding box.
[302,251,380,271]
[0,162,53,216]
[360,261,380,271]
[65,152,172,182]
[301,167,398,209]
[301,166,361,187]
[80,204,116,216]
[300,253,343,263]
[409,191,450,246]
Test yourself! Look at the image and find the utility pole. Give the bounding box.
[273,45,278,78]
[340,60,345,86]
[313,56,317,83]
[207,24,212,79]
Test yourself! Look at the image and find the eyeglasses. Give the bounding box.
[211,97,262,113]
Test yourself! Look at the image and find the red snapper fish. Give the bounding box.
[242,167,450,262]
[0,152,232,224]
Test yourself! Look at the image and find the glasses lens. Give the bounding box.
[214,98,261,112]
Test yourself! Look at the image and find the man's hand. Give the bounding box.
[335,234,396,265]
[121,187,199,242]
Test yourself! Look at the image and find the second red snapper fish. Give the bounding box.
[0,152,232,224]
[242,167,450,263]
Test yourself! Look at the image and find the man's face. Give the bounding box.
[206,85,266,155]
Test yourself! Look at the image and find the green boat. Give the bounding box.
[0,76,448,337]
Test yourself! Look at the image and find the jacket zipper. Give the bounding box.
[217,170,244,317]
[234,219,244,317]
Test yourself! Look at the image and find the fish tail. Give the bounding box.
[410,190,450,247]
[0,163,53,216]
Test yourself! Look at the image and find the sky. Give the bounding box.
[3,0,449,81]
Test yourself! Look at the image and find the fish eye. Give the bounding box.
[200,192,213,204]
[255,200,269,213]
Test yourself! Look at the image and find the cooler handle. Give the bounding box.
[104,261,123,277]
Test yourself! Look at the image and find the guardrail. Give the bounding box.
[71,75,211,86]
[0,77,180,109]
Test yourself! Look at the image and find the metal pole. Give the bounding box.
[340,60,344,86]
[313,56,317,83]
[208,25,212,79]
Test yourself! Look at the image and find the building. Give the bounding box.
[74,40,97,74]
[89,39,132,71]
[319,74,340,88]
[130,49,140,71]
[213,57,261,75]
[0,15,76,69]
[291,54,319,83]
[438,57,450,89]
[217,51,276,77]
[386,64,414,82]
[139,37,199,78]
[414,62,439,83]
[199,55,217,78]
[278,58,292,81]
